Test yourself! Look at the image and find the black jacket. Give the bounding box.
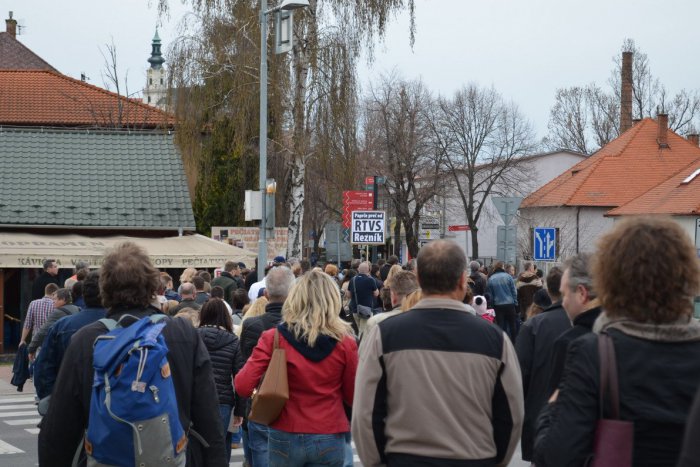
[534,325,700,467]
[514,302,571,461]
[240,302,283,361]
[547,306,602,394]
[11,344,29,391]
[31,272,59,301]
[38,307,227,467]
[210,272,238,305]
[197,325,245,414]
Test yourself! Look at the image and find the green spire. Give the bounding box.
[147,29,165,69]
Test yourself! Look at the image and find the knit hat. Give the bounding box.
[472,295,488,315]
[533,288,552,308]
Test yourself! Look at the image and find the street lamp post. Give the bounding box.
[257,0,309,281]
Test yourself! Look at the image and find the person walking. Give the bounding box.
[534,217,700,467]
[38,242,227,466]
[486,261,519,341]
[197,298,245,464]
[347,262,379,338]
[353,240,523,467]
[235,270,358,467]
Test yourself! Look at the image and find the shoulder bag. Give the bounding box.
[352,276,374,319]
[589,332,634,467]
[248,329,289,425]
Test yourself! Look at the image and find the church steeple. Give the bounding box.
[147,29,165,69]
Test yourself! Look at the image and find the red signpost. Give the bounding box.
[448,224,471,232]
[343,191,374,228]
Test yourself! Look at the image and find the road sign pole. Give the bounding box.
[371,176,378,262]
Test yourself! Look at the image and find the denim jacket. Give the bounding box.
[487,271,518,306]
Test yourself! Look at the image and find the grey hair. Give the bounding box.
[266,266,295,301]
[564,253,596,299]
[358,262,370,274]
[469,261,480,272]
[55,288,72,304]
[179,282,195,297]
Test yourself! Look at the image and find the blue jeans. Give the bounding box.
[218,404,233,464]
[343,432,353,467]
[248,420,270,467]
[268,429,345,467]
[242,424,252,464]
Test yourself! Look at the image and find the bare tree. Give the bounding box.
[428,84,535,258]
[364,74,443,258]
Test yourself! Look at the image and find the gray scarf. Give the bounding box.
[593,311,700,343]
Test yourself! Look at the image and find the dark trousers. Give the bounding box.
[494,303,518,342]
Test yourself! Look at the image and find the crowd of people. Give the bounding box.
[17,215,700,466]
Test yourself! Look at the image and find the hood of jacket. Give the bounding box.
[517,271,543,288]
[277,322,338,362]
[198,326,236,351]
[57,304,80,315]
[594,311,700,343]
[265,302,283,316]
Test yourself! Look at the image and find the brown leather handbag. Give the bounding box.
[589,332,634,467]
[248,329,289,425]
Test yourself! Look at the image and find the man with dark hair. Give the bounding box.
[547,254,601,393]
[31,259,60,300]
[366,270,418,334]
[469,260,487,296]
[34,271,106,399]
[193,275,209,305]
[514,265,569,463]
[27,288,80,359]
[39,242,227,466]
[210,285,233,316]
[21,283,59,348]
[239,266,295,467]
[353,240,523,466]
[65,260,90,290]
[380,255,399,281]
[211,261,239,305]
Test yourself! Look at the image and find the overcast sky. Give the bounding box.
[8,0,700,140]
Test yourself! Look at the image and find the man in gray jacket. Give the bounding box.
[352,240,524,467]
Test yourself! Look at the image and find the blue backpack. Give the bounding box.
[85,314,187,466]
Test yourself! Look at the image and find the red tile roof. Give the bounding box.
[0,70,174,128]
[608,159,700,216]
[0,32,56,71]
[521,118,700,208]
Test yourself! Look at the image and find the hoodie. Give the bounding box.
[235,325,358,434]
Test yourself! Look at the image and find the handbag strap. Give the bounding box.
[274,328,280,349]
[598,332,621,420]
[352,276,359,307]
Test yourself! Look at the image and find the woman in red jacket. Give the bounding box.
[235,270,358,467]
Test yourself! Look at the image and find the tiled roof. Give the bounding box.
[0,127,195,230]
[0,70,174,128]
[608,159,700,216]
[521,118,700,208]
[0,32,56,71]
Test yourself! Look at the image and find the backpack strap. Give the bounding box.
[98,318,118,332]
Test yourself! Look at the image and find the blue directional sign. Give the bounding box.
[533,227,557,261]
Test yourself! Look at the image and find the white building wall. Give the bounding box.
[143,67,168,110]
[445,152,587,259]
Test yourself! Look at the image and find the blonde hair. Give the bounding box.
[384,264,404,288]
[175,307,200,327]
[282,270,352,346]
[401,289,423,311]
[237,296,268,336]
[179,267,197,284]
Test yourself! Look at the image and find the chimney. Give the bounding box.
[620,51,633,134]
[688,134,699,147]
[657,113,669,148]
[5,11,16,39]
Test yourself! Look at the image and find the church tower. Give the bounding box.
[143,30,168,109]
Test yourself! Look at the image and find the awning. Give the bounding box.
[0,233,257,269]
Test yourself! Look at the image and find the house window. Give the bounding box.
[149,78,153,85]
[160,77,164,85]
[148,96,151,103]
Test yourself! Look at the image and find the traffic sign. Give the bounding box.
[419,216,440,242]
[534,227,556,261]
[497,225,517,264]
[492,197,522,226]
[350,211,385,245]
[342,191,374,228]
[448,224,471,232]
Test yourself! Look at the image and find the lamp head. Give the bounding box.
[279,0,310,11]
